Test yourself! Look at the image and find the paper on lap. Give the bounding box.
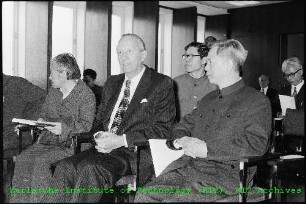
[149,139,184,177]
[12,118,57,127]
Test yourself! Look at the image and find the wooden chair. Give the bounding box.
[282,109,304,154]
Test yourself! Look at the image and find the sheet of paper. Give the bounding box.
[280,155,304,160]
[279,95,296,116]
[149,139,184,177]
[12,118,57,127]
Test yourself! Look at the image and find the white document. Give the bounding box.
[149,139,184,177]
[279,95,296,116]
[280,155,304,160]
[12,118,57,127]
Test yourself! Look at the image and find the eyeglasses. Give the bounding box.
[283,69,302,79]
[182,54,201,59]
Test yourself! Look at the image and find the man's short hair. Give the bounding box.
[83,69,97,80]
[205,36,217,48]
[259,74,269,81]
[51,53,81,80]
[184,42,209,59]
[281,57,303,73]
[120,33,146,51]
[212,39,248,73]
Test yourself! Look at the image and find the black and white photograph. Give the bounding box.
[2,1,304,203]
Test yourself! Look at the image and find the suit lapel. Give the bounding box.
[119,67,152,129]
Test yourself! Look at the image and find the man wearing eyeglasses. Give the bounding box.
[279,57,304,109]
[173,42,217,121]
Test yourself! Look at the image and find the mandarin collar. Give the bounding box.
[218,79,245,98]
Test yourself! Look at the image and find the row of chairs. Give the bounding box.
[9,109,304,202]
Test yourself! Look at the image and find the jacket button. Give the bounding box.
[231,164,235,169]
[199,115,203,117]
[212,109,216,113]
[227,113,231,117]
[206,125,210,129]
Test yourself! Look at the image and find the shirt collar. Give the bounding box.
[218,78,245,97]
[292,79,304,93]
[124,65,146,88]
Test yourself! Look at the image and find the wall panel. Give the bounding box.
[133,1,159,69]
[229,1,304,89]
[84,1,111,86]
[205,14,229,41]
[171,7,197,78]
[25,1,49,90]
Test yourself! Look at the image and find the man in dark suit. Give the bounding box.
[45,34,176,202]
[279,57,304,110]
[258,74,281,117]
[135,39,272,202]
[279,57,304,155]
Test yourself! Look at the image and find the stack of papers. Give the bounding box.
[279,95,296,116]
[12,118,57,127]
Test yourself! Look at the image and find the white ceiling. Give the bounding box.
[159,1,288,16]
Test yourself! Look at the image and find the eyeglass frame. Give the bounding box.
[182,54,201,59]
[283,69,302,79]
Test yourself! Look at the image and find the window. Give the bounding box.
[197,16,206,43]
[158,8,173,77]
[2,1,14,75]
[2,1,26,76]
[52,1,86,72]
[111,1,133,75]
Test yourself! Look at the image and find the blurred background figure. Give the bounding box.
[83,69,103,109]
[279,57,304,109]
[204,35,217,48]
[3,74,47,154]
[3,73,47,202]
[258,74,281,117]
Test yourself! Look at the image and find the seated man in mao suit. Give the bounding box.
[45,33,176,203]
[135,39,272,202]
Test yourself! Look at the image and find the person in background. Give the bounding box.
[135,39,271,202]
[279,57,304,110]
[3,74,47,202]
[3,74,47,155]
[173,42,217,121]
[258,74,281,117]
[205,35,217,48]
[44,34,176,203]
[83,68,103,109]
[10,53,96,203]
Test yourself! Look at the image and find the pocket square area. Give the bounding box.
[140,98,148,103]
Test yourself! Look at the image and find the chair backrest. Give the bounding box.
[283,109,304,136]
[283,109,304,154]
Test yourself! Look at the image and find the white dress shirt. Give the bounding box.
[291,80,304,96]
[262,86,268,95]
[108,66,146,147]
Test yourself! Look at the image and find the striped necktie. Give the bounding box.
[292,86,297,97]
[110,80,131,134]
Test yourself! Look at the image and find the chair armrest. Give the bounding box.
[240,153,280,167]
[15,124,40,154]
[72,132,95,154]
[239,153,280,202]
